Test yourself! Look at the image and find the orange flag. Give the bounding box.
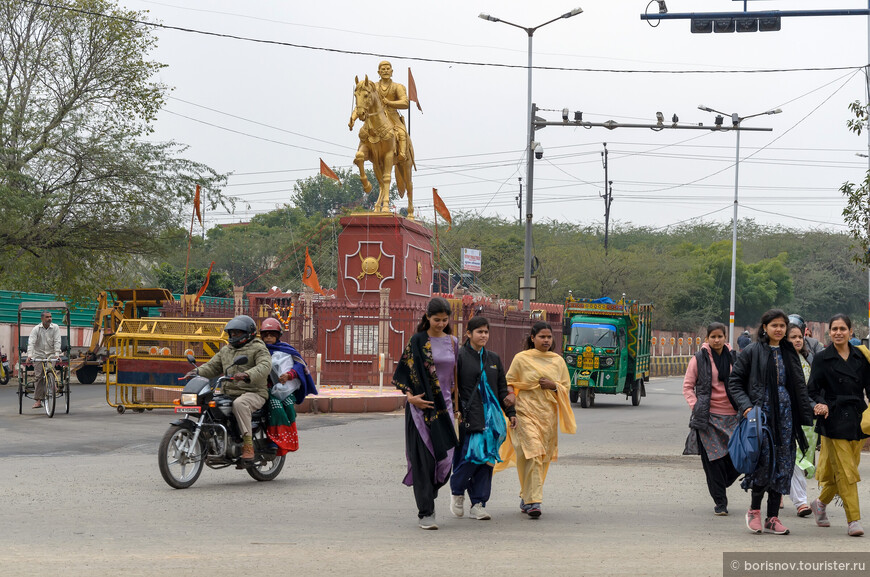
[303,247,325,295]
[194,261,215,302]
[193,184,203,226]
[408,68,422,112]
[319,158,341,183]
[433,188,451,230]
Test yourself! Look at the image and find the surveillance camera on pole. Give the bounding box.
[534,142,544,160]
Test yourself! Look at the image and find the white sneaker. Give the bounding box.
[419,514,438,530]
[450,494,465,517]
[469,503,491,520]
[848,521,864,537]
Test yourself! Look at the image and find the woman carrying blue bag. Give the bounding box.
[450,317,517,520]
[727,309,814,536]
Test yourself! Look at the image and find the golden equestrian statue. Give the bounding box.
[349,61,416,218]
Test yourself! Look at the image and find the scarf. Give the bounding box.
[464,347,507,464]
[710,347,732,387]
[265,341,318,404]
[392,331,458,460]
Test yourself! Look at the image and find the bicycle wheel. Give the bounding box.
[44,370,56,418]
[17,378,23,415]
[64,378,70,414]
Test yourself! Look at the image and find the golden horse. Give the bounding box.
[351,76,415,218]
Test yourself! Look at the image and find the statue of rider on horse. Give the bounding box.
[349,61,416,219]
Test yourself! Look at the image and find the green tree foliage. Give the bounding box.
[0,0,226,300]
[290,167,396,217]
[152,262,233,297]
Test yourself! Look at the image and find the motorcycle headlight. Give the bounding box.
[181,393,198,406]
[603,357,614,367]
[565,355,575,365]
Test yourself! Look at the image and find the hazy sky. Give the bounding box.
[123,0,870,232]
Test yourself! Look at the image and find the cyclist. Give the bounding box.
[26,311,62,409]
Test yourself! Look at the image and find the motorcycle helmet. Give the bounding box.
[224,315,257,349]
[260,317,284,337]
[788,314,806,333]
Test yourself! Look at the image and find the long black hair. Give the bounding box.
[524,321,554,351]
[416,297,453,334]
[757,308,788,344]
[829,313,852,330]
[464,316,489,344]
[706,322,727,339]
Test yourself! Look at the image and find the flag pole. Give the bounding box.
[183,199,196,313]
[433,202,439,288]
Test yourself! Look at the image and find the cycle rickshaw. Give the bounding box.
[17,301,72,417]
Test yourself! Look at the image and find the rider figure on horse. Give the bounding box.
[348,60,408,161]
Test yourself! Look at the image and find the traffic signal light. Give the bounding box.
[691,15,781,34]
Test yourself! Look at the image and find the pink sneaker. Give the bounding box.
[811,498,830,527]
[745,509,762,534]
[764,516,790,535]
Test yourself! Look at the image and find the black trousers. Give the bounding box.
[698,432,740,507]
[406,407,449,518]
[750,487,782,519]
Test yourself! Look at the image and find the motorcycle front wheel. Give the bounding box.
[158,425,205,489]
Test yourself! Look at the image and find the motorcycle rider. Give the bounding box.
[186,315,271,465]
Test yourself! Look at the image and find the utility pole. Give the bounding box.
[517,177,523,224]
[601,143,613,254]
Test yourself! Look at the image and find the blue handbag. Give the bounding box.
[728,406,772,475]
[465,350,507,465]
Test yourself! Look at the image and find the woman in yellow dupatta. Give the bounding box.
[495,321,576,517]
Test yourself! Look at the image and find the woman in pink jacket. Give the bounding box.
[683,322,740,516]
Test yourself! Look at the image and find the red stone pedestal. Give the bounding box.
[337,214,434,305]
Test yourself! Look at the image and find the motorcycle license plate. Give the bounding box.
[174,406,201,414]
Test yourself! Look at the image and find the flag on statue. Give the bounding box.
[193,184,203,226]
[319,158,341,183]
[408,68,422,112]
[303,248,325,295]
[194,261,215,302]
[433,188,451,230]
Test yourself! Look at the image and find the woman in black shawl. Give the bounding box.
[392,297,459,529]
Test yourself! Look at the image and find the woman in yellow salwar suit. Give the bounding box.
[495,321,576,517]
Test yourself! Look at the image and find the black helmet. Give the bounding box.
[224,315,257,349]
[788,314,806,333]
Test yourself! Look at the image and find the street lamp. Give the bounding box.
[480,8,583,311]
[698,105,782,347]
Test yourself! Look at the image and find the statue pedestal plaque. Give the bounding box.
[336,214,433,305]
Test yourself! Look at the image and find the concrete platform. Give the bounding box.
[296,386,406,414]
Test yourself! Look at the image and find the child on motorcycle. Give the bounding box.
[186,315,272,464]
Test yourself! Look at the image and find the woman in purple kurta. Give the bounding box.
[392,297,459,530]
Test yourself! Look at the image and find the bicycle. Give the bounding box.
[18,358,70,418]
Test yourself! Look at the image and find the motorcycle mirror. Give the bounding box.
[231,355,248,367]
[186,353,197,365]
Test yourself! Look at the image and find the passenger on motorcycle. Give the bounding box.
[259,317,317,403]
[186,315,271,464]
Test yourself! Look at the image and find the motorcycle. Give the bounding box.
[0,348,10,385]
[158,354,285,489]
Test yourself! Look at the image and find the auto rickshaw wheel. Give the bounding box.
[631,379,642,406]
[579,388,592,408]
[569,389,578,404]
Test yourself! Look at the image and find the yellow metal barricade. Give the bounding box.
[105,318,229,413]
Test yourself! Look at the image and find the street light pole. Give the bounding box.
[698,105,782,348]
[480,8,583,311]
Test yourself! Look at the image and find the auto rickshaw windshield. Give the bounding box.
[570,323,617,348]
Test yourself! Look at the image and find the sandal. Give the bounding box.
[797,504,812,517]
[32,401,43,409]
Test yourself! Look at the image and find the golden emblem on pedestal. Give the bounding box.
[358,252,384,279]
[416,260,422,284]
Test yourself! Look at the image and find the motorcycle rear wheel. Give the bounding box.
[158,425,205,489]
[247,429,285,482]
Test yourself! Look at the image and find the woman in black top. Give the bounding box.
[727,309,813,536]
[807,314,870,537]
[449,317,516,521]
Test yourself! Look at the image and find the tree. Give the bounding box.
[290,167,396,218]
[840,99,870,267]
[152,262,233,297]
[0,0,226,300]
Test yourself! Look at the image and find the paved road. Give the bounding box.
[1,378,867,577]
